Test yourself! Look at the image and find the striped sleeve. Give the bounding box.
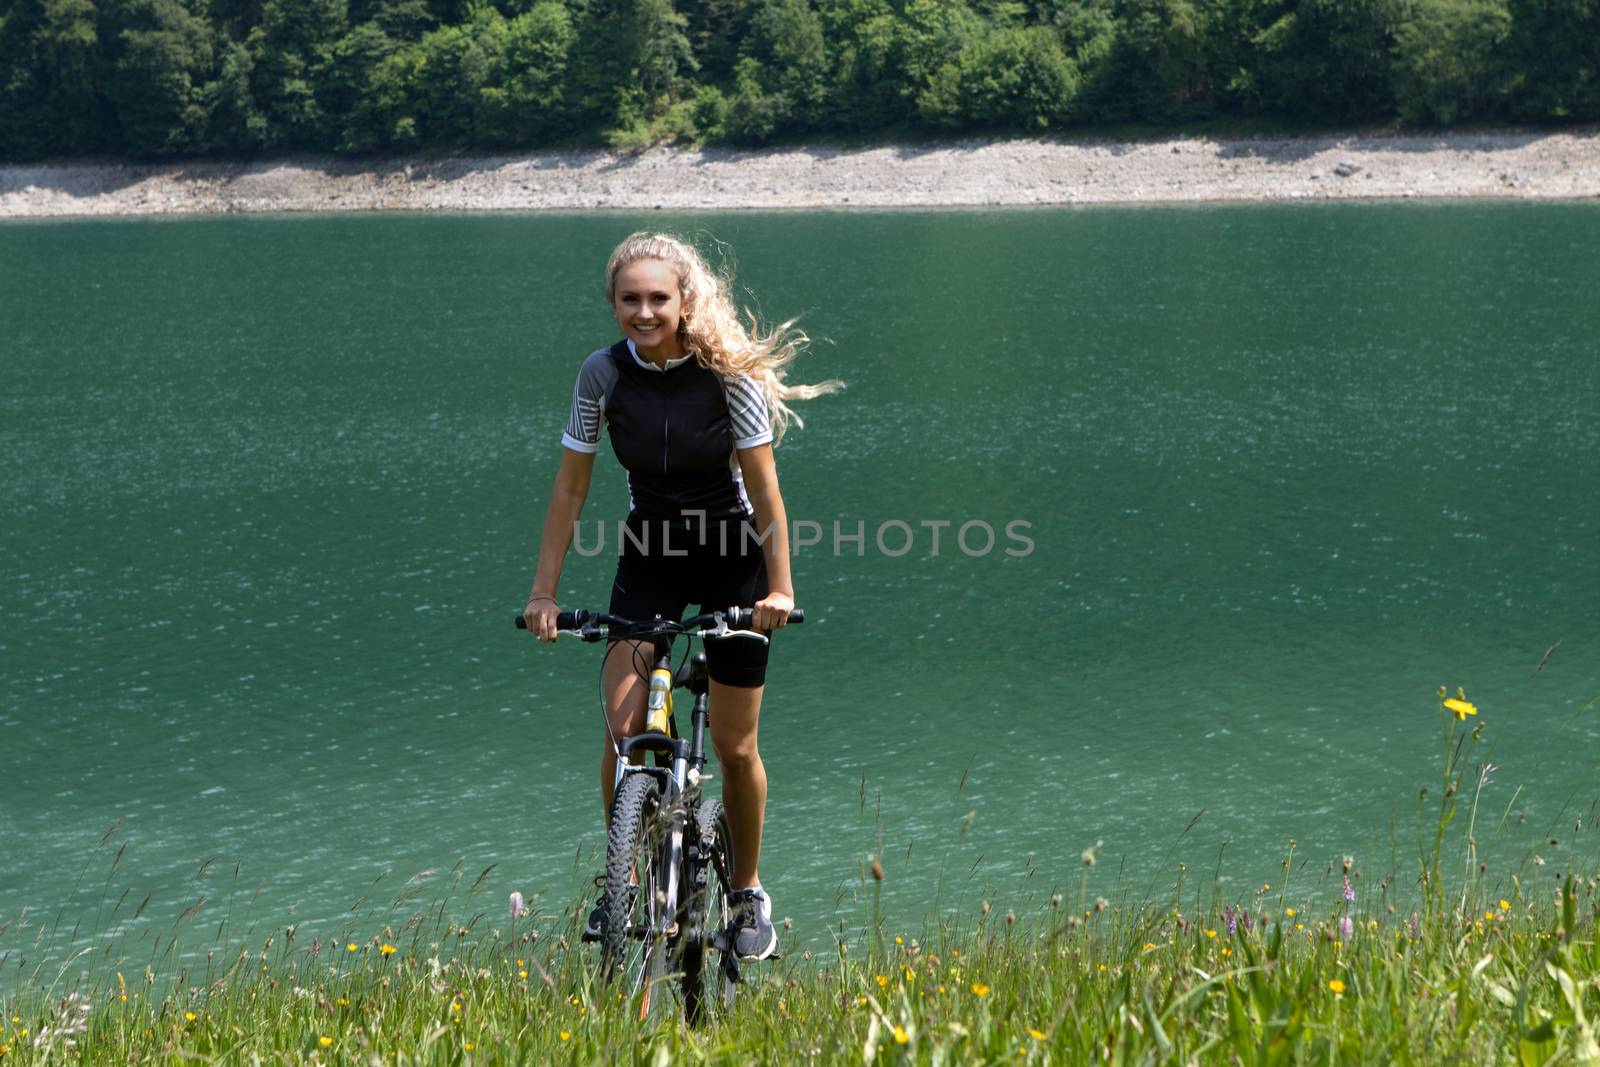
[560,350,615,453]
[722,372,773,449]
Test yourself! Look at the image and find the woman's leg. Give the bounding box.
[599,640,651,819]
[708,680,766,889]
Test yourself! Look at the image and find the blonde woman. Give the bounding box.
[522,232,838,959]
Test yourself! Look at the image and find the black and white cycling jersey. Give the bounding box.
[561,339,773,519]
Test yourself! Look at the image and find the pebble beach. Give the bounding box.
[3,130,1599,218]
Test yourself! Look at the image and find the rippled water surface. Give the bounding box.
[2,205,1597,972]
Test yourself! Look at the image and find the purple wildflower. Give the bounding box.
[1342,876,1355,903]
[1408,912,1419,939]
[1224,904,1238,936]
[1339,915,1354,940]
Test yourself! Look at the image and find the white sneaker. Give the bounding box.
[728,887,777,960]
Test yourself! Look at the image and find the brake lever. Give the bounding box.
[710,627,769,645]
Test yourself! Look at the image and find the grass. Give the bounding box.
[3,690,1598,1064]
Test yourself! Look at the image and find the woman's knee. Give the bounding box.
[712,729,762,771]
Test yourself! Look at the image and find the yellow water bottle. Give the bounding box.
[645,667,673,734]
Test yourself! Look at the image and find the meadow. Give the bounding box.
[3,691,1598,1065]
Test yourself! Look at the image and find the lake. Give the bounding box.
[2,204,1596,978]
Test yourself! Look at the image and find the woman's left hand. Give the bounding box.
[752,591,794,632]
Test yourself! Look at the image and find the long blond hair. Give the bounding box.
[604,231,842,446]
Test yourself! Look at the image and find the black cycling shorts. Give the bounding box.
[607,513,770,688]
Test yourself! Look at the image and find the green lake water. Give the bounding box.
[2,205,1597,976]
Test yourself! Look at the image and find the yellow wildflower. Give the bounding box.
[1220,947,1232,957]
[346,943,358,953]
[1285,908,1296,917]
[1097,963,1107,972]
[894,936,904,945]
[1296,923,1305,932]
[1444,697,1477,719]
[1141,942,1157,951]
[970,982,990,997]
[1328,979,1346,995]
[464,1042,474,1051]
[875,974,888,988]
[519,970,529,979]
[1204,928,1217,939]
[559,1031,571,1042]
[1499,899,1511,911]
[380,944,396,956]
[903,967,915,982]
[892,1026,909,1045]
[1028,1028,1047,1040]
[185,1012,196,1022]
[319,1036,334,1047]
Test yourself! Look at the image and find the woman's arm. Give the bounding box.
[524,447,596,641]
[736,443,794,631]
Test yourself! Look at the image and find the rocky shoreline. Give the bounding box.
[3,130,1599,218]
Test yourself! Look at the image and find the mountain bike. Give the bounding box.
[513,605,802,1023]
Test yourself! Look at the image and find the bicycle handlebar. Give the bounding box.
[513,606,804,634]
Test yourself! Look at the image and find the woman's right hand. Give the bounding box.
[523,594,561,643]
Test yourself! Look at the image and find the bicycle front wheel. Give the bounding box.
[602,772,671,1020]
[680,798,738,1025]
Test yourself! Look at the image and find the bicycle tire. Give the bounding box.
[601,773,670,1021]
[680,798,738,1025]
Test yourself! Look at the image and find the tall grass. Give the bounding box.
[2,689,1597,1064]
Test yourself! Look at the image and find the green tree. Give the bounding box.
[1082,0,1216,122]
[724,53,784,138]
[322,20,399,149]
[5,0,111,153]
[817,0,904,128]
[894,0,981,116]
[679,0,752,83]
[1502,0,1599,118]
[246,0,347,147]
[109,0,214,153]
[636,0,694,102]
[1391,0,1510,123]
[201,35,267,149]
[746,0,827,125]
[1253,0,1404,121]
[476,0,576,143]
[917,23,1078,127]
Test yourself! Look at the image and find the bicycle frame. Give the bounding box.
[608,642,714,947]
[513,605,799,1017]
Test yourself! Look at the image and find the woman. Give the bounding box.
[522,231,838,960]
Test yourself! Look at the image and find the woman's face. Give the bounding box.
[611,258,684,358]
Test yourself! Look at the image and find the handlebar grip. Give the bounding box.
[513,609,589,630]
[726,607,804,627]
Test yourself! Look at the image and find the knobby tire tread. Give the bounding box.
[602,773,668,1018]
[681,798,736,1025]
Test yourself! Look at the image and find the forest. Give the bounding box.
[1,0,1596,160]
